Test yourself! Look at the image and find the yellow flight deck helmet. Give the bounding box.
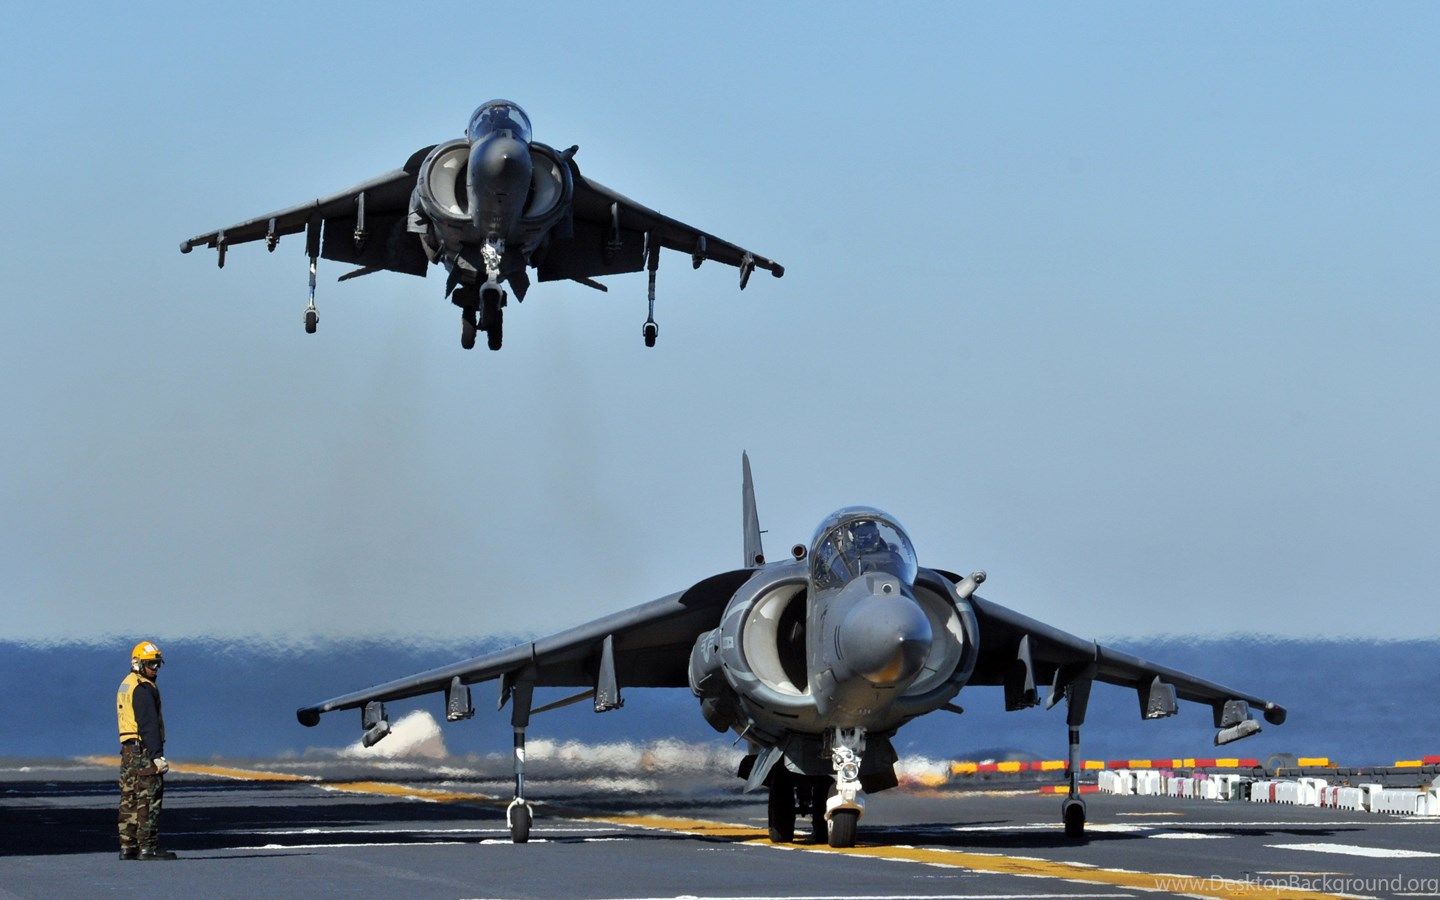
[131,641,164,670]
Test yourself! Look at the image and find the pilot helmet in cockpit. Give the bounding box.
[851,520,886,554]
[467,101,533,144]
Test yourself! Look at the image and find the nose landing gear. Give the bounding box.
[481,283,504,351]
[827,807,858,848]
[824,727,866,848]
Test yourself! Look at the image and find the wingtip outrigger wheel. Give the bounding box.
[506,797,532,844]
[303,217,321,334]
[643,231,659,347]
[505,672,535,843]
[1061,675,1093,840]
[1062,796,1086,838]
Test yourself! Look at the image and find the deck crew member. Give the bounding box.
[116,641,176,860]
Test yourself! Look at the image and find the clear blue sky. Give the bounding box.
[2,3,1437,642]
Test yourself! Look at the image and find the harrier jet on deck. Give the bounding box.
[297,455,1285,847]
[181,100,783,350]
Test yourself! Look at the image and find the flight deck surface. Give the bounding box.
[2,759,1437,899]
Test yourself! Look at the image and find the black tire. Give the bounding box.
[767,770,795,843]
[827,809,857,848]
[809,780,827,843]
[487,307,503,351]
[304,309,318,334]
[510,803,531,844]
[461,310,476,350]
[1063,801,1086,839]
[482,290,504,351]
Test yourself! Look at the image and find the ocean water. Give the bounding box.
[7,637,1435,766]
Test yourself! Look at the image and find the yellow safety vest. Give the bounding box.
[116,671,163,746]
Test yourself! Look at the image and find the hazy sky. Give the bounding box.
[3,3,1437,643]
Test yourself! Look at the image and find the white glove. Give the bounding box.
[152,756,169,775]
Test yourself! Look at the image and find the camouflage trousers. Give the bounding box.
[118,743,164,851]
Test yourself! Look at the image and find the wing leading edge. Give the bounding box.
[296,569,752,727]
[180,144,437,278]
[576,173,785,273]
[542,168,784,284]
[934,571,1286,728]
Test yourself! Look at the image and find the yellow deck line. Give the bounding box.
[80,756,313,782]
[586,813,1353,900]
[85,759,1354,900]
[588,812,768,841]
[785,843,1350,900]
[319,781,506,806]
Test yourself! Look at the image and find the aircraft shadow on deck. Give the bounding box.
[2,779,1367,858]
[1,778,756,857]
[3,780,490,857]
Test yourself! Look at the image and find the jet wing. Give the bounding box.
[536,163,784,283]
[296,569,752,726]
[938,574,1286,725]
[179,144,437,278]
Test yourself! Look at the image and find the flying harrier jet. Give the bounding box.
[181,100,783,350]
[297,456,1285,846]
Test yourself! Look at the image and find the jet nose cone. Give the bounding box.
[469,135,532,185]
[468,135,534,234]
[838,591,933,686]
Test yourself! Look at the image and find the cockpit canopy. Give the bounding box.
[809,506,918,590]
[467,100,532,144]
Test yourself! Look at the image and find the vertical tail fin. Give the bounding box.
[742,452,765,567]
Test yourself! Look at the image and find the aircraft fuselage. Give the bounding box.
[409,100,574,303]
[688,507,978,794]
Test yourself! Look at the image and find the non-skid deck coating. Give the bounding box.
[2,760,1438,900]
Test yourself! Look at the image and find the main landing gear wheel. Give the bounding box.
[808,779,827,843]
[1062,798,1086,839]
[486,307,503,350]
[482,289,504,351]
[643,320,658,348]
[766,769,795,843]
[509,801,531,844]
[460,308,477,350]
[827,808,858,848]
[304,307,318,334]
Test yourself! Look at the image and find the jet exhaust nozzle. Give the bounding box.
[361,721,391,748]
[1215,718,1261,746]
